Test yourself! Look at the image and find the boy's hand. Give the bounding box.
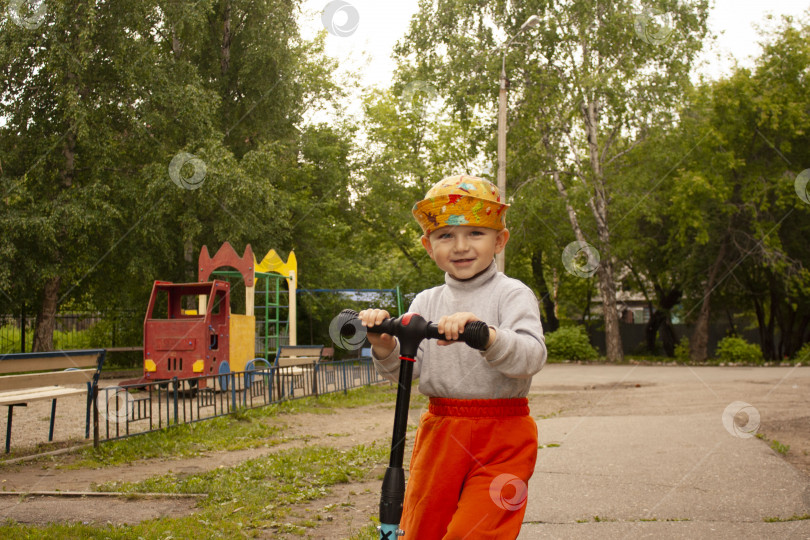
[437,312,496,349]
[358,309,396,357]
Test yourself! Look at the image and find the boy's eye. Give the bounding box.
[438,233,453,239]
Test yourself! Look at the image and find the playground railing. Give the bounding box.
[96,357,387,444]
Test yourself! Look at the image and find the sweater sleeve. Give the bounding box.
[371,295,425,382]
[482,284,547,378]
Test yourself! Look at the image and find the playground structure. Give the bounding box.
[139,242,297,386]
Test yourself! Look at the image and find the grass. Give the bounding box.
[58,383,398,469]
[0,383,398,467]
[538,409,563,419]
[0,382,405,538]
[0,441,388,539]
[72,413,284,468]
[763,514,810,522]
[348,522,380,539]
[756,432,792,458]
[770,439,791,456]
[0,383,430,537]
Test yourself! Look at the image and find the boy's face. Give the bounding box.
[421,226,509,280]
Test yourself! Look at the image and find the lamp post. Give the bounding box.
[496,14,541,272]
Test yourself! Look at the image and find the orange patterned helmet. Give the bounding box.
[412,175,509,235]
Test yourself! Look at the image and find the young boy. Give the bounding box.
[359,175,547,539]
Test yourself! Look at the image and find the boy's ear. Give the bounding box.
[494,228,510,254]
[421,235,433,258]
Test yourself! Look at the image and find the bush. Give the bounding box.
[715,336,763,364]
[674,336,690,363]
[792,342,810,364]
[545,326,599,361]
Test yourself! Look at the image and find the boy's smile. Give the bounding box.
[422,226,509,280]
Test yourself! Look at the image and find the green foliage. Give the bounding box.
[545,326,599,361]
[0,0,358,352]
[714,337,764,364]
[792,342,810,363]
[674,336,691,364]
[770,439,790,455]
[0,324,99,354]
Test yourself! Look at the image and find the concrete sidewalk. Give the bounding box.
[519,364,810,539]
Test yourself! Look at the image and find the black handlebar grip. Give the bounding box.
[338,309,399,337]
[338,309,490,351]
[427,320,490,351]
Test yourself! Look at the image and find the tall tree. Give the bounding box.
[0,1,350,349]
[391,0,710,360]
[619,15,810,360]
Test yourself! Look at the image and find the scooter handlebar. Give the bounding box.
[337,309,490,355]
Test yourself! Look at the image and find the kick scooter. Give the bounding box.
[336,309,490,539]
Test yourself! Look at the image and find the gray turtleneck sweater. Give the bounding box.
[372,261,546,399]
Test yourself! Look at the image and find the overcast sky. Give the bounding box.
[299,0,809,92]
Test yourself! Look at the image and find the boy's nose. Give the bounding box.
[453,235,470,251]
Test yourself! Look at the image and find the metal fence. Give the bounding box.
[97,358,387,444]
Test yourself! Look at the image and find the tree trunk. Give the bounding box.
[184,238,196,310]
[779,302,795,360]
[595,261,623,361]
[648,286,682,356]
[795,314,810,354]
[752,295,774,359]
[725,309,737,336]
[660,320,677,357]
[582,97,623,362]
[531,250,559,332]
[646,309,665,354]
[33,276,61,352]
[690,241,727,362]
[767,282,780,361]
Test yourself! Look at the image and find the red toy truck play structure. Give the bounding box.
[142,280,231,386]
[130,242,296,388]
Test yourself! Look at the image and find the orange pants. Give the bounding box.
[400,398,538,539]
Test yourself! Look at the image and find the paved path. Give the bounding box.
[519,364,810,539]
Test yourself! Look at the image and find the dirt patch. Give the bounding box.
[261,477,383,539]
[0,402,394,493]
[0,400,397,529]
[0,494,199,526]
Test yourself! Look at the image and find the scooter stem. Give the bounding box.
[378,357,413,538]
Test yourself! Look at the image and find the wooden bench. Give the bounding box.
[0,349,106,453]
[273,346,323,397]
